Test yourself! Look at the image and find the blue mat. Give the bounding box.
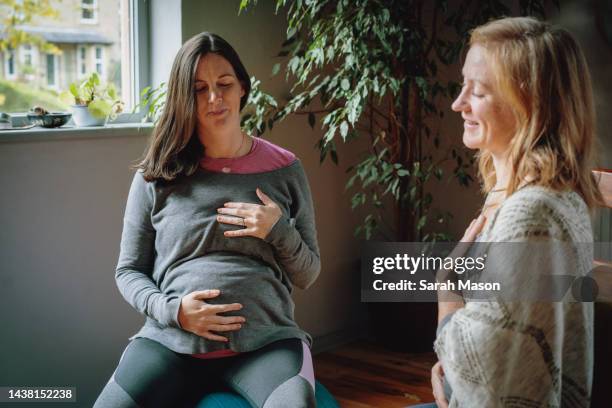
[195,380,339,407]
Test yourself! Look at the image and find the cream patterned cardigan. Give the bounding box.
[435,186,594,408]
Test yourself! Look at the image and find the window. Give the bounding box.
[2,0,147,120]
[77,46,87,77]
[94,46,104,76]
[19,44,36,80]
[21,44,34,67]
[46,54,59,89]
[81,0,98,24]
[4,49,16,79]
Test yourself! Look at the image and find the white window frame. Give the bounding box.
[93,45,104,77]
[20,44,35,67]
[111,0,149,123]
[46,53,60,90]
[4,49,17,80]
[80,0,98,24]
[77,45,87,78]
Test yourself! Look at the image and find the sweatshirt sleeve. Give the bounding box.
[265,161,321,289]
[115,172,182,327]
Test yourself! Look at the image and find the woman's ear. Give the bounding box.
[240,81,245,97]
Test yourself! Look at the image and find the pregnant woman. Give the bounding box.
[94,32,320,408]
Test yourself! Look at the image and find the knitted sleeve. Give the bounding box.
[115,172,182,328]
[434,188,593,407]
[265,161,321,289]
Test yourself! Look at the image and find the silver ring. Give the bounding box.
[240,217,246,227]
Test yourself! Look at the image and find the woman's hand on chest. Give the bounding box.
[216,188,282,240]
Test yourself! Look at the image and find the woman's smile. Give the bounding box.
[463,118,479,129]
[207,108,229,116]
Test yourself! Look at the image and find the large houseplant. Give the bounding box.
[239,0,555,352]
[59,72,124,126]
[239,0,555,242]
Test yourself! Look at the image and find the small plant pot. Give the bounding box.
[71,105,107,127]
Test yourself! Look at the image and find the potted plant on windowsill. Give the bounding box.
[59,72,124,127]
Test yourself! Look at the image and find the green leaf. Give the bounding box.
[330,149,338,165]
[88,99,112,119]
[59,90,75,106]
[239,0,250,11]
[107,84,118,100]
[417,215,427,230]
[308,112,316,129]
[287,26,296,39]
[415,76,428,97]
[140,86,151,98]
[341,78,350,91]
[69,83,79,98]
[397,169,409,177]
[339,121,348,138]
[271,63,281,76]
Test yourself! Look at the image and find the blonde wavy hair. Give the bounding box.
[470,17,601,208]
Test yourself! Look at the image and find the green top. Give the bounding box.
[116,160,320,354]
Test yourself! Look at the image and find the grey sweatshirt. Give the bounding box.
[115,160,320,354]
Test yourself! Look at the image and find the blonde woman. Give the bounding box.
[422,17,600,408]
[94,33,320,408]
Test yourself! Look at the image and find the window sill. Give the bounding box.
[0,122,154,143]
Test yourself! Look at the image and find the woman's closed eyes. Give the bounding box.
[195,82,233,94]
[460,82,485,98]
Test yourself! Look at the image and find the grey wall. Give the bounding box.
[0,130,152,406]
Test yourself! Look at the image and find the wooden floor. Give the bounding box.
[314,341,437,408]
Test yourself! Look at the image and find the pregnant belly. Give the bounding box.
[158,252,291,325]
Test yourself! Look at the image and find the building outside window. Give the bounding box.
[81,0,98,24]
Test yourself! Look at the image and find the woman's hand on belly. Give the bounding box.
[178,289,246,342]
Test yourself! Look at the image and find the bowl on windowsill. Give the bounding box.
[26,112,72,128]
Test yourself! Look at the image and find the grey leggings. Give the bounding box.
[93,337,315,408]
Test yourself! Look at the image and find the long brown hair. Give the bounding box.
[470,17,601,208]
[136,32,251,181]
